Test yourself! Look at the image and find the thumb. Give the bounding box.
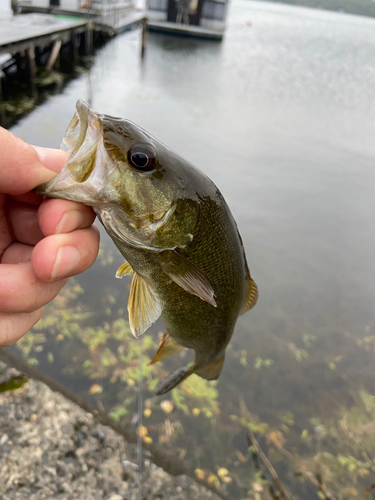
[0,127,67,195]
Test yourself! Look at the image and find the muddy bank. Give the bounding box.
[0,364,216,500]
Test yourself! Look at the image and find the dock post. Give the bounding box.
[46,38,62,72]
[141,17,147,58]
[85,20,93,56]
[26,44,38,101]
[26,44,37,80]
[72,29,79,63]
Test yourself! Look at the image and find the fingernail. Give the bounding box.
[52,246,82,280]
[56,210,84,234]
[33,145,69,173]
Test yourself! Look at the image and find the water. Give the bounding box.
[10,1,375,498]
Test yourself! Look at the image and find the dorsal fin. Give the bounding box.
[241,276,258,315]
[148,333,185,365]
[159,251,217,307]
[116,261,133,278]
[128,272,163,338]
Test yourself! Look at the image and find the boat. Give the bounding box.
[146,0,228,40]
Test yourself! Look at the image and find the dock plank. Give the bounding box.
[0,14,87,53]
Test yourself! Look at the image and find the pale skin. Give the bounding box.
[0,127,100,346]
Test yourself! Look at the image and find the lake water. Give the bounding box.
[10,1,375,498]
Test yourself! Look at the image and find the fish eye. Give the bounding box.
[128,145,156,172]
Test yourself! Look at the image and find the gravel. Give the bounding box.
[0,364,216,500]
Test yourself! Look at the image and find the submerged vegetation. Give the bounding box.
[14,238,375,499]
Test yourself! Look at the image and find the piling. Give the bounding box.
[141,17,147,58]
[46,38,62,72]
[26,44,37,101]
[85,20,93,56]
[72,29,79,63]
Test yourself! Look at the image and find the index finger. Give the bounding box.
[0,128,67,195]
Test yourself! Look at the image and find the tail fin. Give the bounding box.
[155,356,225,395]
[156,365,194,395]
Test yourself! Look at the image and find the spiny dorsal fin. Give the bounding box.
[116,261,133,278]
[240,276,258,315]
[160,251,217,307]
[128,272,163,338]
[148,333,185,365]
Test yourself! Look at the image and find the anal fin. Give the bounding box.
[148,333,185,365]
[128,272,163,338]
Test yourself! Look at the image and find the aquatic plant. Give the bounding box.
[13,239,375,499]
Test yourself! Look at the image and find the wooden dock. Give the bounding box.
[0,14,90,125]
[0,7,147,56]
[0,14,88,56]
[0,11,147,126]
[16,3,147,35]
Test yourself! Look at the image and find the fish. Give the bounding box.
[37,100,258,395]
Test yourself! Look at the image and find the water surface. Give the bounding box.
[11,2,375,497]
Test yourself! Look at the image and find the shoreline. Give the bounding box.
[0,363,217,500]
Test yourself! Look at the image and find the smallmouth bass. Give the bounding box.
[37,100,258,395]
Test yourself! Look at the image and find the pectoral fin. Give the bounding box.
[128,272,163,338]
[240,276,258,315]
[160,251,217,307]
[116,261,133,278]
[148,333,185,365]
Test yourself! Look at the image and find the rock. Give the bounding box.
[0,364,216,500]
[121,460,139,472]
[0,433,8,445]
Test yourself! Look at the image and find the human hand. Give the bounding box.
[0,127,100,346]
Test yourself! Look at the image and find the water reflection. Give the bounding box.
[10,0,375,497]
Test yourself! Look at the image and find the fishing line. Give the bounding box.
[136,345,143,500]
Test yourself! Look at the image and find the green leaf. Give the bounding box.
[109,406,128,421]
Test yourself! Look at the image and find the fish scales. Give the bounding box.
[37,100,258,394]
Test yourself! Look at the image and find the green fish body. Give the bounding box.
[37,100,258,394]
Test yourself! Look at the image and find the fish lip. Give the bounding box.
[37,100,104,200]
[60,99,90,155]
[63,99,102,169]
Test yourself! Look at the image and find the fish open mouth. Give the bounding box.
[61,100,102,183]
[60,100,90,155]
[37,100,104,203]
